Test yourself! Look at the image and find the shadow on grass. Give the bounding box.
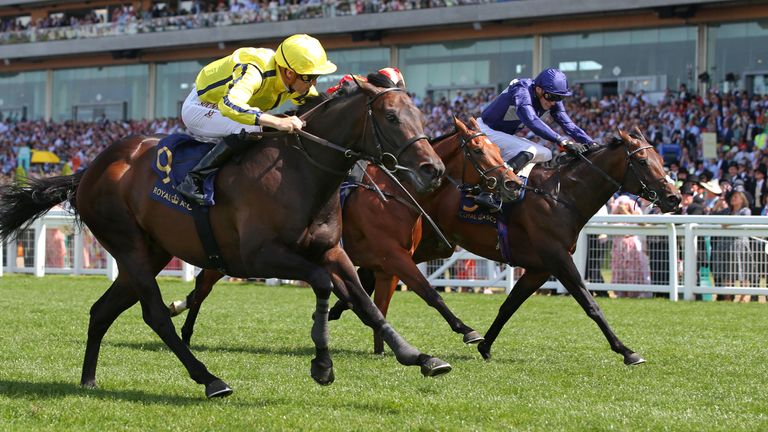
[0,379,240,405]
[106,340,374,358]
[104,340,525,365]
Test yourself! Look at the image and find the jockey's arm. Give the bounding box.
[217,63,265,126]
[551,104,595,144]
[516,104,564,145]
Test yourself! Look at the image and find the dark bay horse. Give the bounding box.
[168,117,520,351]
[0,80,452,398]
[332,130,680,364]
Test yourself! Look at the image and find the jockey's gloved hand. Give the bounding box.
[560,140,588,155]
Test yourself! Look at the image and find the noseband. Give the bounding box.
[365,87,429,171]
[578,142,667,206]
[288,87,429,174]
[457,131,511,192]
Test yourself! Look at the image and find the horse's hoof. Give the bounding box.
[477,341,492,361]
[168,300,186,317]
[420,356,452,377]
[327,307,344,321]
[81,379,97,389]
[463,331,484,345]
[310,359,335,385]
[205,379,233,398]
[624,353,646,365]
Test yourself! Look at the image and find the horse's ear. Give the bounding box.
[356,79,380,97]
[468,117,480,131]
[618,129,631,142]
[453,116,468,132]
[633,126,649,143]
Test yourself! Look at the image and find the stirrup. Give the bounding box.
[175,177,206,206]
[474,192,502,213]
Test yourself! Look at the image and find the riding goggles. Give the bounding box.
[543,92,565,102]
[297,73,320,83]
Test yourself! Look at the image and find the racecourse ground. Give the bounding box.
[0,275,765,431]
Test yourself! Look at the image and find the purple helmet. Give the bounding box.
[534,68,572,97]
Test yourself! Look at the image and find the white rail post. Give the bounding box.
[5,240,14,274]
[505,265,515,294]
[33,220,46,277]
[182,261,195,282]
[574,229,587,280]
[0,239,3,277]
[668,223,678,301]
[106,253,118,281]
[683,223,697,301]
[73,229,83,276]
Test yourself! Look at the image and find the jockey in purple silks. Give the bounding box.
[474,68,597,208]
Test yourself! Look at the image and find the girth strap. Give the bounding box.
[191,205,227,274]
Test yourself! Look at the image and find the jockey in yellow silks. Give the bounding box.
[176,34,337,205]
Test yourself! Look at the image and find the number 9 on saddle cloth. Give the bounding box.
[152,134,220,211]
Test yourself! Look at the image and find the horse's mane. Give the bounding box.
[429,128,458,145]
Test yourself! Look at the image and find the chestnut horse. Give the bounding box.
[168,116,521,350]
[332,130,680,365]
[0,81,453,398]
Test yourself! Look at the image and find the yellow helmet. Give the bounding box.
[275,34,337,76]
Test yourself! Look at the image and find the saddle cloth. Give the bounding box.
[151,134,218,212]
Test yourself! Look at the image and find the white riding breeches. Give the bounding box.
[181,86,261,143]
[476,118,553,163]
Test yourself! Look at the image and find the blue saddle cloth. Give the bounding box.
[151,134,218,213]
[457,176,528,264]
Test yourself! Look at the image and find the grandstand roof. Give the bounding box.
[0,0,762,70]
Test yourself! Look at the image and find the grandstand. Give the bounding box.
[0,0,767,122]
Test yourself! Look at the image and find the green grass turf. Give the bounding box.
[0,274,765,431]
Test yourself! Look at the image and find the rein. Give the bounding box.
[576,143,663,206]
[243,86,452,250]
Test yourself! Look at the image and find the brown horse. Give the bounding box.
[168,116,521,351]
[0,80,453,398]
[331,129,680,365]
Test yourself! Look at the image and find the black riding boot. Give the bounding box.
[506,151,534,172]
[175,137,237,205]
[474,151,533,210]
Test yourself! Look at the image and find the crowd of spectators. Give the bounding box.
[4,84,768,202]
[0,0,492,45]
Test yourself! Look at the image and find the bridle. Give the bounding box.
[577,139,668,206]
[363,87,429,172]
[451,131,513,194]
[291,87,429,174]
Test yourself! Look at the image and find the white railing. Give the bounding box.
[1,208,195,281]
[2,211,767,301]
[423,214,768,301]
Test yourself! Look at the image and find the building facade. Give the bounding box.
[1,0,768,121]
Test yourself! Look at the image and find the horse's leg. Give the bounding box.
[179,270,225,345]
[478,270,551,360]
[387,254,483,345]
[324,247,451,377]
[371,273,398,354]
[81,274,139,389]
[89,227,230,397]
[81,243,171,389]
[370,253,483,353]
[554,255,645,365]
[328,267,374,321]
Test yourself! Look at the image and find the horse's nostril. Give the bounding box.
[420,163,442,180]
[503,180,517,191]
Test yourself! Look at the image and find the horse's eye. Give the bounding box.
[473,147,483,155]
[639,159,648,166]
[385,113,399,124]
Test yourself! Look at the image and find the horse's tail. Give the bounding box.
[0,170,85,242]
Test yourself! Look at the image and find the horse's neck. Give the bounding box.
[559,148,627,223]
[432,133,464,179]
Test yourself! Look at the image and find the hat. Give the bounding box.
[680,183,694,195]
[700,179,722,195]
[687,174,700,184]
